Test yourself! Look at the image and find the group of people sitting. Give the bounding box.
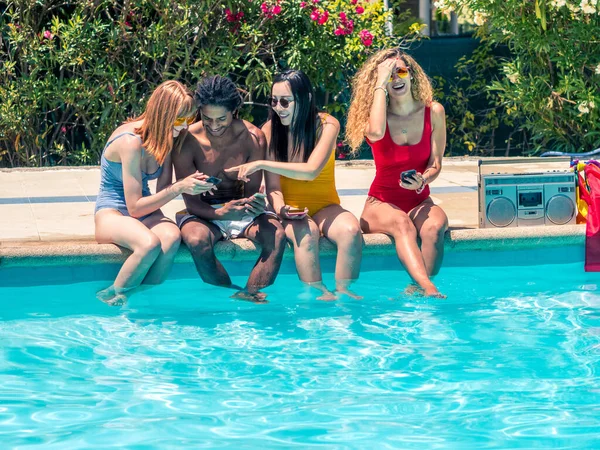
[94,49,448,305]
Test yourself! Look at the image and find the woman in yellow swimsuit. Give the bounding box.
[227,70,362,299]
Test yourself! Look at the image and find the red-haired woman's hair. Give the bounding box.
[127,80,195,165]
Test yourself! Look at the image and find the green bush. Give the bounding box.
[438,0,600,154]
[0,0,406,167]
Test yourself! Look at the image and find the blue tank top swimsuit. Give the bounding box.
[95,132,163,221]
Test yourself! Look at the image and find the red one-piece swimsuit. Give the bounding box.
[366,106,432,213]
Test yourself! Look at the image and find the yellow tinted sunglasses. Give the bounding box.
[389,67,410,82]
[174,115,195,127]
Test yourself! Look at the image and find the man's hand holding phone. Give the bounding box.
[280,205,308,220]
[245,192,267,217]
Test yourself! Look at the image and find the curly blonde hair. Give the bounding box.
[346,49,433,153]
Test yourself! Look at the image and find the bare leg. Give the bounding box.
[237,214,286,301]
[361,197,444,298]
[283,216,336,301]
[141,211,182,285]
[180,218,236,288]
[312,204,363,299]
[94,209,163,305]
[409,198,449,277]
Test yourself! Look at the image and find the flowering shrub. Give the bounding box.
[0,0,401,167]
[436,0,600,154]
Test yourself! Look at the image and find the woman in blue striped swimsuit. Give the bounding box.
[95,81,215,305]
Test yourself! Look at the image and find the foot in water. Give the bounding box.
[404,283,424,296]
[404,283,446,299]
[335,280,363,300]
[307,281,338,301]
[96,286,128,306]
[231,290,268,303]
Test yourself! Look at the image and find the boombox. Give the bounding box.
[478,157,577,228]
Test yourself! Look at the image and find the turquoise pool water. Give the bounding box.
[1,250,599,448]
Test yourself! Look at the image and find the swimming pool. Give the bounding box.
[1,246,599,448]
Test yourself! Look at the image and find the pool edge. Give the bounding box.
[0,225,585,268]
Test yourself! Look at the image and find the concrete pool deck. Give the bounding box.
[0,158,584,266]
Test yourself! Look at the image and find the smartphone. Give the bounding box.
[400,169,417,184]
[287,207,307,217]
[206,176,222,185]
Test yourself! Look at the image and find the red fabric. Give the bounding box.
[580,163,600,271]
[366,106,432,213]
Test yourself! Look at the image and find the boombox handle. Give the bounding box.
[477,157,572,179]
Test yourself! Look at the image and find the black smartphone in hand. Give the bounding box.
[205,176,222,185]
[400,169,417,183]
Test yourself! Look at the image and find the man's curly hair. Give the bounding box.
[195,75,243,112]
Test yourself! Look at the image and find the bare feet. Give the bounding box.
[307,281,338,301]
[424,286,446,299]
[404,283,423,296]
[317,292,338,302]
[336,280,363,300]
[96,286,128,306]
[403,283,446,299]
[231,290,269,304]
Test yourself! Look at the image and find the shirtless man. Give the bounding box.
[172,75,286,302]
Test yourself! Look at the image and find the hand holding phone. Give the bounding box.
[282,206,308,220]
[400,169,417,184]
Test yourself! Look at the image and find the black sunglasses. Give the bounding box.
[269,97,294,109]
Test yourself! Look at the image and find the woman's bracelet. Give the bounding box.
[374,86,388,102]
[416,177,427,195]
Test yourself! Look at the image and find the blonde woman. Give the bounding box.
[95,81,215,305]
[347,49,448,298]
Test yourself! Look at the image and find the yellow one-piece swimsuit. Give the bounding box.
[279,150,341,216]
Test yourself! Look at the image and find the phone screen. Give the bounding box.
[401,170,417,183]
[206,176,222,185]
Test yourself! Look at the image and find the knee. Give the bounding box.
[392,215,417,237]
[258,220,287,254]
[182,231,213,255]
[334,221,363,247]
[299,223,321,252]
[135,234,162,260]
[161,227,182,253]
[420,221,448,244]
[273,223,287,250]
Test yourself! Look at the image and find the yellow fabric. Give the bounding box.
[280,150,340,216]
[576,161,589,224]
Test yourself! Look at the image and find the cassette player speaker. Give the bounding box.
[478,157,576,228]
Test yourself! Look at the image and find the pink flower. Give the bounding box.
[338,153,347,159]
[310,9,319,20]
[317,10,328,25]
[339,12,347,21]
[359,29,373,46]
[43,30,53,40]
[272,4,282,14]
[351,0,358,4]
[355,6,364,14]
[60,126,67,134]
[312,0,320,3]
[337,142,343,147]
[334,27,343,35]
[300,1,307,7]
